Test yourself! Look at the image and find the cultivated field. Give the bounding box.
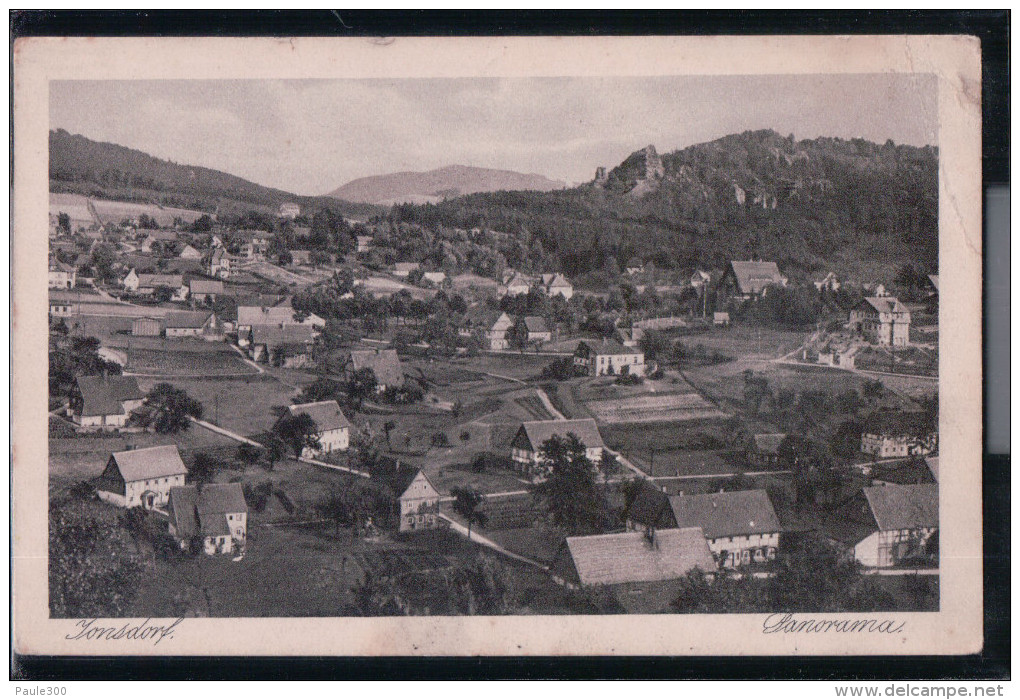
[126,347,256,377]
[90,198,207,227]
[585,392,727,425]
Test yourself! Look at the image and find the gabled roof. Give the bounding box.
[287,400,352,433]
[188,279,224,295]
[347,349,404,387]
[75,375,144,417]
[863,484,938,532]
[752,433,786,455]
[727,261,784,295]
[925,456,939,482]
[560,527,716,586]
[490,313,514,332]
[667,489,781,539]
[859,297,910,315]
[236,305,318,327]
[373,457,434,500]
[927,275,939,292]
[522,316,550,334]
[518,418,605,452]
[577,338,635,356]
[250,323,316,348]
[542,273,571,288]
[208,248,227,263]
[166,311,213,329]
[111,445,188,483]
[169,483,247,539]
[137,273,184,288]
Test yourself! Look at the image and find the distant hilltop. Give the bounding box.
[326,164,567,205]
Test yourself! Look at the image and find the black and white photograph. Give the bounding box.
[13,33,984,658]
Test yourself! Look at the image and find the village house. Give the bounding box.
[125,271,187,300]
[746,433,787,469]
[574,339,646,377]
[68,375,146,430]
[500,271,534,297]
[392,262,420,279]
[165,311,217,338]
[514,316,553,347]
[188,278,224,303]
[247,324,316,367]
[814,272,841,292]
[205,247,230,279]
[131,316,163,337]
[510,418,606,481]
[289,249,312,266]
[422,271,447,286]
[850,296,911,347]
[138,230,178,253]
[356,235,374,253]
[95,444,188,509]
[168,482,248,556]
[551,527,717,588]
[343,348,404,392]
[860,410,938,458]
[719,260,786,301]
[178,243,203,260]
[626,486,781,569]
[278,202,301,219]
[375,459,442,532]
[540,273,574,299]
[282,400,352,457]
[487,312,514,351]
[48,256,77,289]
[828,484,938,569]
[713,311,731,327]
[235,305,325,342]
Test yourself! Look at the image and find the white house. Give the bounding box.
[165,311,216,338]
[178,244,203,260]
[574,339,646,377]
[487,312,514,350]
[392,262,420,278]
[500,271,534,297]
[830,484,938,569]
[510,418,605,481]
[168,482,248,556]
[206,248,230,279]
[48,257,77,289]
[850,297,911,347]
[375,459,441,532]
[283,400,352,457]
[235,305,324,341]
[95,445,188,509]
[68,375,146,430]
[540,273,573,299]
[860,411,938,458]
[626,486,781,569]
[278,202,301,219]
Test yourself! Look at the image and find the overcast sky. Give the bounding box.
[51,74,937,196]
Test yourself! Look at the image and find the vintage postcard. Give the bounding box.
[13,35,982,656]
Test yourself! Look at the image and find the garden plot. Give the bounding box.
[585,392,727,424]
[126,348,257,377]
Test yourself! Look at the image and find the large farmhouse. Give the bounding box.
[510,418,605,481]
[860,410,937,458]
[828,484,938,568]
[95,445,188,509]
[574,339,646,377]
[168,482,248,556]
[344,349,404,391]
[627,486,781,569]
[68,375,145,429]
[719,260,786,301]
[282,400,352,457]
[850,296,911,347]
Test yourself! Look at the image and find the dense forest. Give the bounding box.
[387,130,938,283]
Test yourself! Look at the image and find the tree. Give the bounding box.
[190,214,213,232]
[529,434,611,536]
[382,420,396,450]
[346,367,378,408]
[274,413,321,458]
[152,285,175,303]
[57,212,71,234]
[143,383,203,433]
[265,435,287,470]
[777,435,836,506]
[189,451,219,485]
[317,488,352,535]
[236,443,263,470]
[90,243,117,283]
[450,487,488,538]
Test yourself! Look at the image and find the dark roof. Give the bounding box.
[137,273,183,288]
[522,316,550,334]
[667,489,781,539]
[348,349,404,387]
[752,433,787,455]
[250,324,316,348]
[288,400,352,433]
[169,483,247,539]
[863,484,938,531]
[111,445,188,482]
[727,261,784,295]
[626,482,672,527]
[188,279,224,294]
[578,338,636,356]
[560,527,716,586]
[166,311,212,329]
[859,296,910,314]
[374,458,433,499]
[518,419,605,452]
[75,375,144,417]
[862,410,935,437]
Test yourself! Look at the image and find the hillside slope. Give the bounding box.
[328,164,566,204]
[391,130,938,282]
[49,129,381,219]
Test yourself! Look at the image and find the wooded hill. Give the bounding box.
[388,130,938,284]
[49,129,382,220]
